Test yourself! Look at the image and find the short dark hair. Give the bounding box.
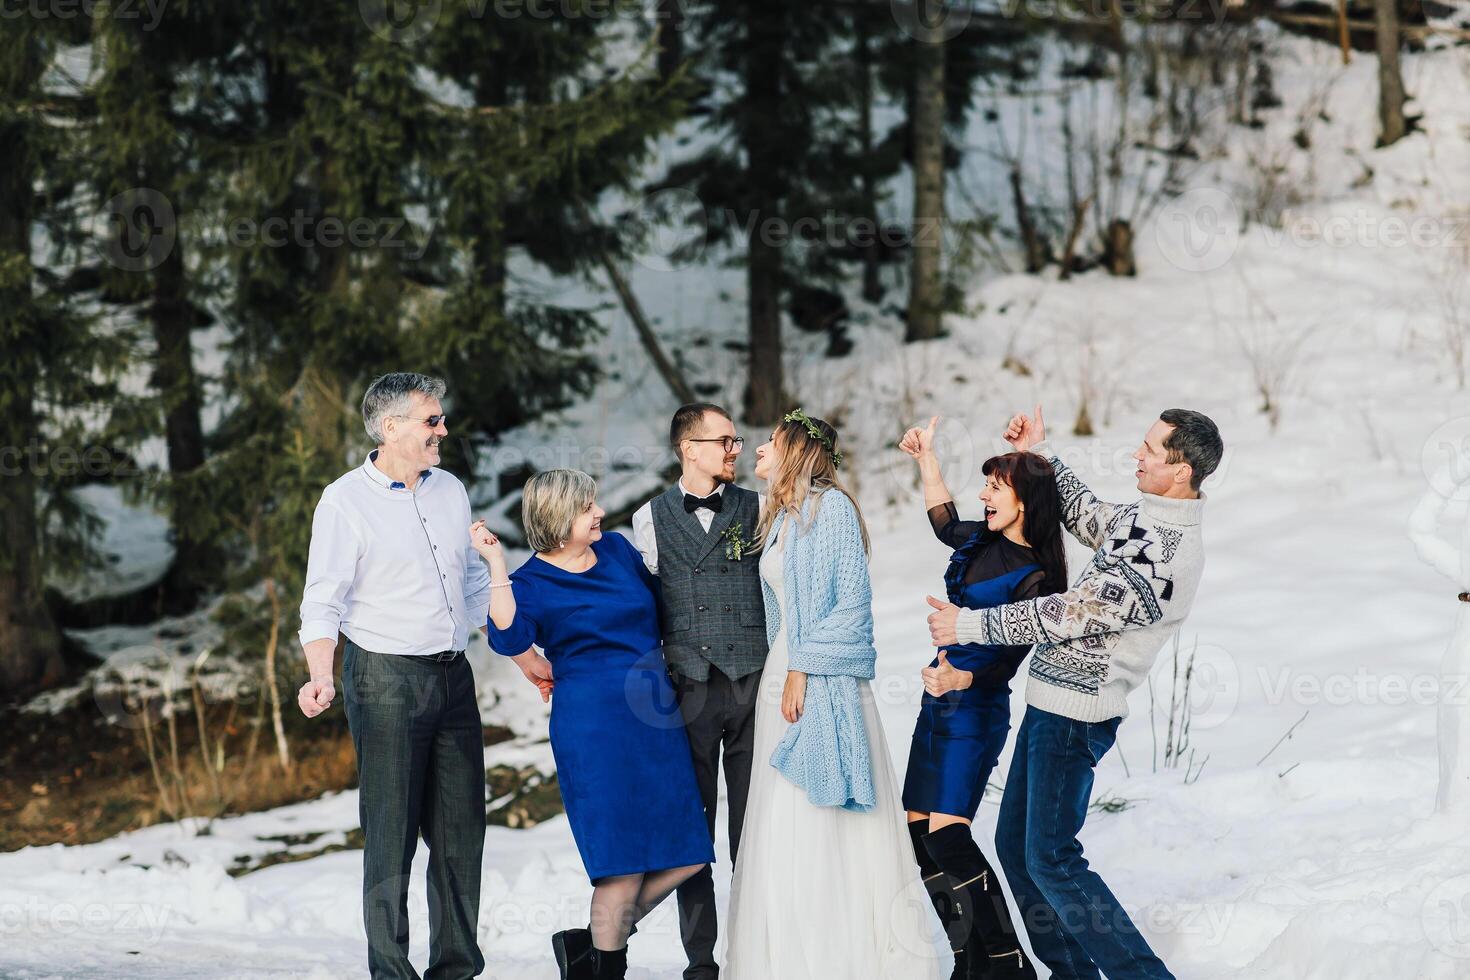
[1159,408,1223,491]
[670,403,731,453]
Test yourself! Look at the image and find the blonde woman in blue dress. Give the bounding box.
[724,410,943,980]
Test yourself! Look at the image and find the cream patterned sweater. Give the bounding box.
[953,440,1207,722]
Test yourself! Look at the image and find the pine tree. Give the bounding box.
[88,0,245,609]
[0,15,137,693]
[415,1,688,464]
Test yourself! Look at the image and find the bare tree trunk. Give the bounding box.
[1103,219,1135,277]
[905,1,946,342]
[1010,168,1048,274]
[264,577,291,773]
[655,0,685,84]
[577,201,698,406]
[299,150,352,467]
[856,14,883,304]
[742,1,787,424]
[1375,0,1408,146]
[153,236,212,604]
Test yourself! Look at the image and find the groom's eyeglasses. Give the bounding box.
[687,436,745,453]
[394,414,448,428]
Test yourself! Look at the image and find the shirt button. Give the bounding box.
[727,644,734,651]
[697,605,707,611]
[720,566,728,574]
[701,645,710,652]
[694,568,702,575]
[724,604,732,612]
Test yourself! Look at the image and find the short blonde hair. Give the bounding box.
[521,469,597,553]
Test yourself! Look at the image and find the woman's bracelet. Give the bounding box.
[490,580,513,589]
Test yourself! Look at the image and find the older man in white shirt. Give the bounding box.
[298,372,489,980]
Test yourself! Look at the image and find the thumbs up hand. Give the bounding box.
[1004,403,1046,452]
[926,594,959,646]
[898,415,941,460]
[922,649,973,697]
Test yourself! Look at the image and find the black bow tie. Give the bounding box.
[684,491,724,514]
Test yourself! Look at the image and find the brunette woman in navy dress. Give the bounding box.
[897,417,1068,980]
[473,469,712,980]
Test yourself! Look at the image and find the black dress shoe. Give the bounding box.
[552,927,594,979]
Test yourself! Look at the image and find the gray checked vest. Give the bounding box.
[651,483,768,681]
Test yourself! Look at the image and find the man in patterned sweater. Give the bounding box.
[928,405,1222,980]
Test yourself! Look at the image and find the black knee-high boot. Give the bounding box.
[910,821,970,980]
[923,824,1038,980]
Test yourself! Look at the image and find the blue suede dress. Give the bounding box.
[486,532,714,881]
[902,505,1045,821]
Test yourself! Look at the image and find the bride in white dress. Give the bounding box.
[724,411,943,980]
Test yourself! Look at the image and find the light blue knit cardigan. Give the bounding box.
[761,488,877,813]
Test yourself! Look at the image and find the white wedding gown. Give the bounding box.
[724,519,945,980]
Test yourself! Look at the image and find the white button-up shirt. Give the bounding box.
[630,480,763,574]
[298,450,490,656]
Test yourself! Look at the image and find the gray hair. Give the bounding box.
[362,372,447,444]
[521,469,597,553]
[1160,408,1224,491]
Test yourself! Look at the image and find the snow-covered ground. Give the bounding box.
[9,26,1470,980]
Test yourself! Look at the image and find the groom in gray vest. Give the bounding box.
[631,403,766,980]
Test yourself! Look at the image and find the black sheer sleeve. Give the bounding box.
[965,567,1048,689]
[1012,568,1048,602]
[927,501,985,549]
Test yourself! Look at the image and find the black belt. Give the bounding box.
[428,649,464,662]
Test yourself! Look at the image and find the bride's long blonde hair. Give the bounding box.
[754,414,870,554]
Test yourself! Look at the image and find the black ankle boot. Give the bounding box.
[552,927,593,980]
[591,945,628,980]
[923,824,1038,980]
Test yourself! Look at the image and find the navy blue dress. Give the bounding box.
[903,505,1045,821]
[486,532,715,881]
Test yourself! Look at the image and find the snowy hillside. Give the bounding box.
[7,26,1470,980]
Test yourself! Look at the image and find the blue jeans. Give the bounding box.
[995,706,1173,980]
[344,641,486,980]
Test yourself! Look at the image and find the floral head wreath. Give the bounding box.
[782,407,843,469]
